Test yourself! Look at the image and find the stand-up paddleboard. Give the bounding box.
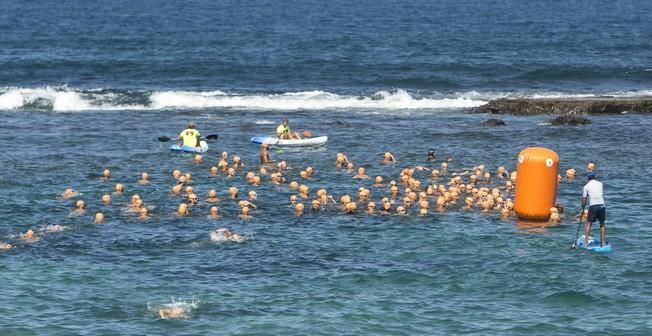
[575,235,612,253]
[170,140,209,153]
[250,135,328,147]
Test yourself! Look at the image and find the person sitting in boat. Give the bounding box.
[178,122,201,147]
[276,118,301,140]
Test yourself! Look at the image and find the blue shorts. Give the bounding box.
[588,204,606,225]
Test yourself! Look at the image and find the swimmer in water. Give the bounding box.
[102,194,111,205]
[71,200,86,216]
[295,203,304,216]
[311,199,321,211]
[248,191,257,201]
[228,187,238,199]
[206,190,220,203]
[339,194,351,211]
[184,186,194,196]
[463,197,474,209]
[22,229,37,242]
[158,306,187,319]
[61,188,78,199]
[232,156,244,168]
[497,166,508,179]
[217,158,228,171]
[114,183,124,195]
[366,202,376,215]
[549,207,560,223]
[171,184,183,195]
[305,167,314,177]
[209,166,218,177]
[102,168,111,180]
[335,152,350,168]
[178,203,189,216]
[383,152,396,163]
[353,167,369,179]
[277,160,288,171]
[346,162,354,172]
[251,175,261,186]
[587,162,596,172]
[139,207,149,220]
[211,228,243,243]
[239,206,252,220]
[172,169,181,180]
[483,172,491,184]
[188,193,199,206]
[0,242,12,251]
[396,206,407,216]
[299,170,309,180]
[289,181,299,190]
[94,212,104,224]
[43,225,65,234]
[259,167,268,175]
[441,162,448,175]
[426,150,436,161]
[373,176,384,188]
[289,195,298,206]
[500,206,511,218]
[566,168,576,182]
[138,172,150,185]
[260,143,272,164]
[238,199,257,209]
[431,169,440,179]
[381,198,392,214]
[298,185,310,199]
[194,154,203,164]
[207,206,221,219]
[345,202,357,214]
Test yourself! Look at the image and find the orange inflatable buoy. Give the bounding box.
[302,131,312,138]
[514,147,559,221]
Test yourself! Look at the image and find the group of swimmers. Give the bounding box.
[1,141,598,253]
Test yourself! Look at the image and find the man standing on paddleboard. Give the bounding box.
[582,172,607,247]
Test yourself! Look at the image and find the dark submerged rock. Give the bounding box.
[549,115,591,126]
[473,97,652,115]
[482,118,506,126]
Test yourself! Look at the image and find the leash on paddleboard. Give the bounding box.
[570,205,585,249]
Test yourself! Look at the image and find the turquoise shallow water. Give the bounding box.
[1,110,651,335]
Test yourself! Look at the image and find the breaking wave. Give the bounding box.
[1,86,651,112]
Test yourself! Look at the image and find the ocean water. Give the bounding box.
[1,0,652,335]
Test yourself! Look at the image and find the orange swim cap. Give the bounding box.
[303,131,312,137]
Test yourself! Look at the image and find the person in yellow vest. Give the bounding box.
[178,122,201,147]
[276,118,301,140]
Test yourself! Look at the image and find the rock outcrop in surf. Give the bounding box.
[473,97,652,115]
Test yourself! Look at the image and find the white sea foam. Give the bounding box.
[0,86,146,111]
[149,89,486,110]
[0,89,24,109]
[2,86,652,112]
[254,120,276,125]
[147,297,200,320]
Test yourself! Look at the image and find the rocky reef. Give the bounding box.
[473,97,652,115]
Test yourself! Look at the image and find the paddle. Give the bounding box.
[570,205,586,249]
[158,134,218,142]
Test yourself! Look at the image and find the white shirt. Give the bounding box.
[583,180,605,206]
